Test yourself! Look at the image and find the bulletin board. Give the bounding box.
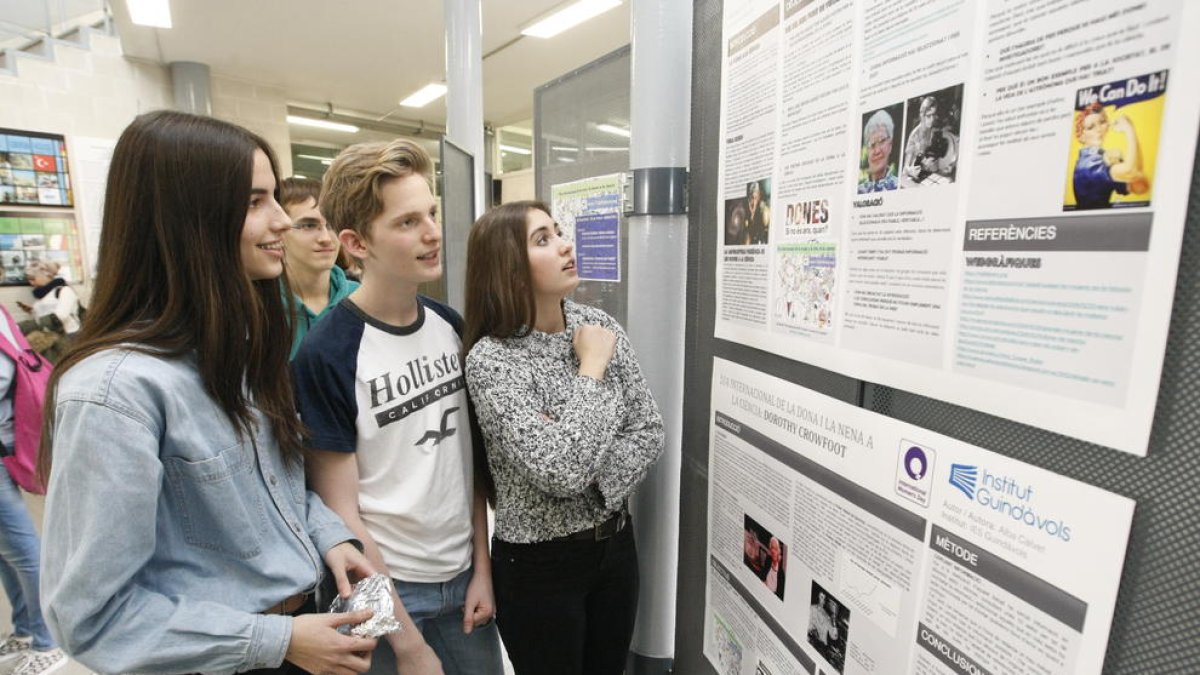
[0,128,74,208]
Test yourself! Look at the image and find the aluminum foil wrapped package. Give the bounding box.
[328,574,403,637]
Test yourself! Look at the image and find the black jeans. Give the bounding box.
[492,524,639,675]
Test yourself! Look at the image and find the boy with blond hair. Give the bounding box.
[293,140,502,675]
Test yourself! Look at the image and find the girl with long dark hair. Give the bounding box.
[462,201,664,675]
[38,110,379,675]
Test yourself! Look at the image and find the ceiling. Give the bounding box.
[110,0,631,131]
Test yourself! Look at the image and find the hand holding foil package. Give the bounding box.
[327,574,402,637]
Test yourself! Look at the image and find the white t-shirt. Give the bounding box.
[292,296,474,583]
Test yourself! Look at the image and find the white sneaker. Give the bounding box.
[0,634,32,663]
[12,648,68,675]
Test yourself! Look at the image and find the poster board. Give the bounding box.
[0,128,74,208]
[0,211,86,285]
[550,174,625,283]
[713,0,1200,455]
[703,359,1134,675]
[71,136,117,278]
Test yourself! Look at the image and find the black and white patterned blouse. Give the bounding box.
[465,300,665,544]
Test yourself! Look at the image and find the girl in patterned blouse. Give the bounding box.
[462,201,664,675]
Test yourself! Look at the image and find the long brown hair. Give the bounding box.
[462,200,549,357]
[38,110,304,480]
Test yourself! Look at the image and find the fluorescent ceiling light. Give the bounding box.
[127,0,172,28]
[585,146,625,153]
[500,144,532,156]
[596,123,630,138]
[297,154,337,165]
[287,115,359,133]
[292,174,307,179]
[522,0,621,39]
[551,145,579,153]
[400,83,448,108]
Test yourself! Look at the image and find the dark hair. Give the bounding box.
[39,110,303,480]
[279,176,322,210]
[463,201,550,509]
[462,200,549,357]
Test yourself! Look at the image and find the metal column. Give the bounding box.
[170,61,212,116]
[626,0,692,672]
[444,0,486,220]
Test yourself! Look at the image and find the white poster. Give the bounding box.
[714,0,1200,455]
[550,174,624,283]
[703,358,1134,675]
[70,136,117,278]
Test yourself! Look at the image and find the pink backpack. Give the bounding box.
[0,306,51,494]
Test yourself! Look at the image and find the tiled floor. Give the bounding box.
[1,491,515,675]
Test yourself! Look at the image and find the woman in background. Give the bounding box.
[38,110,379,675]
[20,261,80,337]
[17,261,81,362]
[462,200,664,675]
[0,307,64,675]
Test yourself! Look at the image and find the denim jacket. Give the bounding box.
[40,348,356,674]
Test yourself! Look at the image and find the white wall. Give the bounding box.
[0,32,294,314]
[0,35,172,141]
[0,33,171,312]
[210,75,293,177]
[499,167,535,203]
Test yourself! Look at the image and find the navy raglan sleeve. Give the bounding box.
[421,295,465,336]
[292,309,362,453]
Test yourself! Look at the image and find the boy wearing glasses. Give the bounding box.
[280,177,360,358]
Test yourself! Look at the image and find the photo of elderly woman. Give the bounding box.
[857,102,904,194]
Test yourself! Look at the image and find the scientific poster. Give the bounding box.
[703,359,1134,675]
[550,174,623,283]
[713,0,1200,454]
[71,136,117,278]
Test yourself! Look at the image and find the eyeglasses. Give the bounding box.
[867,137,892,151]
[290,220,335,234]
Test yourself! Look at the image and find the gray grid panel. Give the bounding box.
[534,46,632,325]
[677,0,1200,672]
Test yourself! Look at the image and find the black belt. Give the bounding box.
[550,510,629,542]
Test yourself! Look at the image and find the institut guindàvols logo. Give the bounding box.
[947,463,1072,542]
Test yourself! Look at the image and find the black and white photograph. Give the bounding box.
[900,83,964,188]
[807,580,851,673]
